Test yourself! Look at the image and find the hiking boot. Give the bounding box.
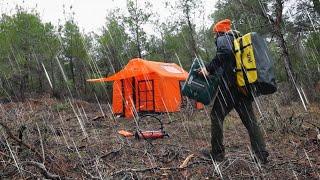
[254,151,269,164]
[200,149,225,162]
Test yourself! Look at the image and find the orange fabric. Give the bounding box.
[88,58,189,118]
[213,19,231,33]
[195,102,204,110]
[118,130,133,137]
[161,78,182,112]
[87,58,188,82]
[124,79,134,118]
[112,80,123,114]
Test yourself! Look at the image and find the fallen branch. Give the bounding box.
[221,157,240,172]
[179,154,194,168]
[91,115,105,121]
[81,167,101,180]
[0,165,18,178]
[100,146,123,159]
[0,150,12,159]
[88,146,124,165]
[0,122,43,162]
[304,121,320,130]
[110,160,207,176]
[266,154,310,170]
[65,116,76,121]
[21,161,60,180]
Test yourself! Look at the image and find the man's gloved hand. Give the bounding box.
[197,67,209,76]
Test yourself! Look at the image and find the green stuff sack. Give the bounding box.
[182,58,220,105]
[233,32,277,95]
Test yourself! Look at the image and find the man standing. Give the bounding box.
[200,19,269,163]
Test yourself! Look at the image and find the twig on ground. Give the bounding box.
[91,116,105,121]
[87,145,124,165]
[0,164,18,178]
[81,167,101,180]
[179,154,194,168]
[266,154,310,170]
[221,157,240,172]
[100,146,123,159]
[21,161,60,180]
[0,150,12,159]
[0,122,43,162]
[65,116,76,121]
[304,121,320,130]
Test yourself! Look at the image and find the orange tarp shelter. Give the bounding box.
[88,58,190,118]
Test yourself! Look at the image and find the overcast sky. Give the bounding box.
[0,0,218,35]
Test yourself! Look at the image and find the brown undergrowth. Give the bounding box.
[0,90,319,179]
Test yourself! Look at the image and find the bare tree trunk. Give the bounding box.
[70,57,75,84]
[273,0,297,84]
[185,7,198,60]
[205,48,210,62]
[160,32,167,61]
[275,32,295,83]
[110,47,121,72]
[19,74,27,101]
[37,67,43,93]
[136,26,142,58]
[50,58,57,98]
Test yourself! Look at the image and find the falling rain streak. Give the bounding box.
[0,0,319,179]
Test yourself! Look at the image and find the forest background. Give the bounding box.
[0,0,319,103]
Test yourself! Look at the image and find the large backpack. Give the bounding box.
[233,32,277,96]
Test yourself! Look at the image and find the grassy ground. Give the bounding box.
[0,90,319,179]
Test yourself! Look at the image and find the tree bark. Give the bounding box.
[276,32,295,83]
[185,5,198,60]
[273,0,297,84]
[136,25,142,58]
[160,32,167,61]
[37,66,43,93]
[70,57,75,84]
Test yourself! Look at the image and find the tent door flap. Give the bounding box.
[138,80,155,113]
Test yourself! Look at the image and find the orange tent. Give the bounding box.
[88,58,189,118]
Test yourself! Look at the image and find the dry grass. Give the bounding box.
[0,91,319,179]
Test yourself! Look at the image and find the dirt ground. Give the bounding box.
[0,89,319,179]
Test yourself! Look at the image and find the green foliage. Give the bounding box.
[124,0,152,58]
[305,32,320,53]
[59,19,94,97]
[0,12,58,74]
[268,41,285,82]
[0,10,60,99]
[196,28,216,62]
[97,14,130,74]
[212,0,272,35]
[165,25,196,69]
[52,102,71,111]
[0,1,318,102]
[300,32,320,85]
[144,35,165,60]
[61,20,89,62]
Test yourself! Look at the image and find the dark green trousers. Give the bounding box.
[210,85,267,155]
